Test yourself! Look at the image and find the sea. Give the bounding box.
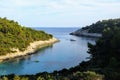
[0,27,96,75]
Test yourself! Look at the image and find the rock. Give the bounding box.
[70,29,102,38]
[70,39,76,41]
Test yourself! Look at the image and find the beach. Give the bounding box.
[0,38,59,62]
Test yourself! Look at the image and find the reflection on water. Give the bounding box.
[0,45,53,75]
[0,28,96,75]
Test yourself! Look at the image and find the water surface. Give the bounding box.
[0,27,95,75]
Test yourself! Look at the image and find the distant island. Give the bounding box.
[0,17,59,61]
[70,18,120,37]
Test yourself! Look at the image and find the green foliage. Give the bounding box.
[82,18,120,33]
[0,71,103,80]
[13,75,20,80]
[83,71,104,80]
[37,76,45,80]
[21,77,29,80]
[2,76,8,80]
[0,17,53,55]
[88,27,120,80]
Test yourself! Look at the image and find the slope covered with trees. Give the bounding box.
[67,26,120,80]
[82,18,120,33]
[1,18,120,80]
[87,27,120,80]
[70,18,120,37]
[0,17,53,55]
[0,71,103,80]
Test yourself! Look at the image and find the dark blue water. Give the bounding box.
[0,28,95,75]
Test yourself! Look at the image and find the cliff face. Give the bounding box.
[70,29,102,38]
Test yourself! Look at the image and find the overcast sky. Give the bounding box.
[0,0,120,27]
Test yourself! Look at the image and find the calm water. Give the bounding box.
[0,28,95,75]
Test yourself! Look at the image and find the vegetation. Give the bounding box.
[0,17,53,55]
[1,18,120,80]
[82,18,120,33]
[69,26,120,80]
[65,26,120,80]
[0,71,103,80]
[87,27,120,80]
[52,26,120,80]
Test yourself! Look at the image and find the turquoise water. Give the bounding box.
[0,28,95,75]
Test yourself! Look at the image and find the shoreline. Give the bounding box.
[0,37,59,62]
[70,29,102,38]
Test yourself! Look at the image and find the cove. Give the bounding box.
[0,28,95,75]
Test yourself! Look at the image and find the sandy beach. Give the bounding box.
[0,37,59,62]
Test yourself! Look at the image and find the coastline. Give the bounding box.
[0,37,59,62]
[70,29,102,38]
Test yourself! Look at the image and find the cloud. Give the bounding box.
[0,0,120,27]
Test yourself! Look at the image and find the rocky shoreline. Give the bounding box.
[0,38,59,62]
[70,29,102,38]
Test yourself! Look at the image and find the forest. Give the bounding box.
[0,17,53,55]
[0,18,120,80]
[82,18,120,33]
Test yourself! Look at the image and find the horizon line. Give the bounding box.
[29,26,81,28]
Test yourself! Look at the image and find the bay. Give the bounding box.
[0,27,95,75]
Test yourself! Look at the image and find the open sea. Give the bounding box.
[0,27,95,75]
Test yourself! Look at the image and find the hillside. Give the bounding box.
[1,18,120,79]
[70,18,120,37]
[0,17,53,55]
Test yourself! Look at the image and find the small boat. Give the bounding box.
[70,39,76,41]
[34,60,39,63]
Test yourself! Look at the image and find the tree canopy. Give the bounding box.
[88,27,120,80]
[82,18,120,33]
[0,17,53,55]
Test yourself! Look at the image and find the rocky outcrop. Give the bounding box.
[70,29,102,38]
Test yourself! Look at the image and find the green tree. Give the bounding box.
[21,77,29,80]
[88,27,120,80]
[0,17,53,55]
[37,76,45,80]
[13,75,21,80]
[2,76,8,80]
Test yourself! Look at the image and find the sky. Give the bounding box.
[0,0,120,27]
